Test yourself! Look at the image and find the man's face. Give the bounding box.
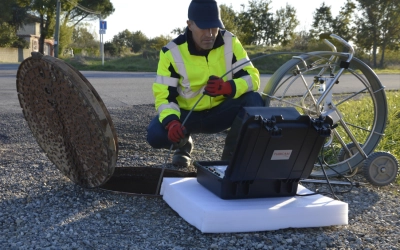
[187,20,219,51]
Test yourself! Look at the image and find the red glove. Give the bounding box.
[204,76,232,97]
[165,120,186,143]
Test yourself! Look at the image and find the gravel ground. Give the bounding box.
[0,104,399,250]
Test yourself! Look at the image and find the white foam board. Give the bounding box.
[160,178,348,233]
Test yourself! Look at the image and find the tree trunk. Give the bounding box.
[372,43,378,68]
[39,14,52,55]
[39,15,45,54]
[379,42,386,68]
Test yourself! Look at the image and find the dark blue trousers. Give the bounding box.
[147,92,264,149]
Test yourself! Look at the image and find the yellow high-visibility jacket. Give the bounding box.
[153,28,260,127]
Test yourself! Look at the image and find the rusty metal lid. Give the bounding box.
[16,52,118,188]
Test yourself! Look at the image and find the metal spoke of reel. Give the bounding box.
[262,51,388,178]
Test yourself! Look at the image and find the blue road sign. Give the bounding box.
[100,20,107,30]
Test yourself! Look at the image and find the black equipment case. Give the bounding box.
[194,107,332,199]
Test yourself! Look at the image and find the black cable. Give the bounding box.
[319,145,356,194]
[318,156,340,200]
[220,52,302,79]
[297,144,358,199]
[296,157,340,200]
[322,159,356,194]
[155,94,206,195]
[296,191,336,197]
[155,144,174,195]
[220,51,348,79]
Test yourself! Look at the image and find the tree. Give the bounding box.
[58,0,114,55]
[29,0,57,53]
[245,0,274,45]
[355,0,400,67]
[70,24,98,56]
[61,0,115,28]
[0,22,28,48]
[235,0,297,46]
[309,2,335,39]
[171,27,186,36]
[0,0,29,28]
[71,25,97,48]
[236,5,257,45]
[20,0,114,54]
[130,31,148,53]
[272,4,299,46]
[220,4,242,37]
[148,35,172,52]
[290,30,312,51]
[59,23,74,55]
[111,29,133,54]
[110,30,149,54]
[0,0,30,48]
[111,29,132,49]
[169,1,298,47]
[332,0,357,42]
[104,41,118,57]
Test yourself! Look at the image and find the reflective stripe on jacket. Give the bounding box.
[152,28,260,127]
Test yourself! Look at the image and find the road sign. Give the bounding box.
[100,20,107,30]
[99,29,106,34]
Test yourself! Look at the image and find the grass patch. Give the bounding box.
[61,50,304,74]
[319,91,400,185]
[63,50,400,75]
[372,68,400,74]
[251,52,298,74]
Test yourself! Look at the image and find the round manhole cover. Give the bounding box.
[16,52,118,188]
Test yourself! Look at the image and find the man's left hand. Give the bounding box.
[204,76,232,97]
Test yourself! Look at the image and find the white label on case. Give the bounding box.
[271,150,292,160]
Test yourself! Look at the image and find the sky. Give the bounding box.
[89,0,347,42]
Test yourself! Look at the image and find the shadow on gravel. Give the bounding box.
[0,133,10,143]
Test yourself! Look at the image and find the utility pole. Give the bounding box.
[54,0,61,57]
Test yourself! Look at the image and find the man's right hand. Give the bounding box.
[165,120,186,143]
[204,75,232,97]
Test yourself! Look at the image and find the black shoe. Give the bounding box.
[172,136,193,168]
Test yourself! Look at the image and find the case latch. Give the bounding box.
[262,116,282,137]
[311,116,332,137]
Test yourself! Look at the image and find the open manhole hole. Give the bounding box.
[16,52,195,196]
[99,167,196,196]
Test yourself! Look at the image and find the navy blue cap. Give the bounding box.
[188,0,225,29]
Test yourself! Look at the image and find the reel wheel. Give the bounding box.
[363,151,399,186]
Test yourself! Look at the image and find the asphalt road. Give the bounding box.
[1,63,399,113]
